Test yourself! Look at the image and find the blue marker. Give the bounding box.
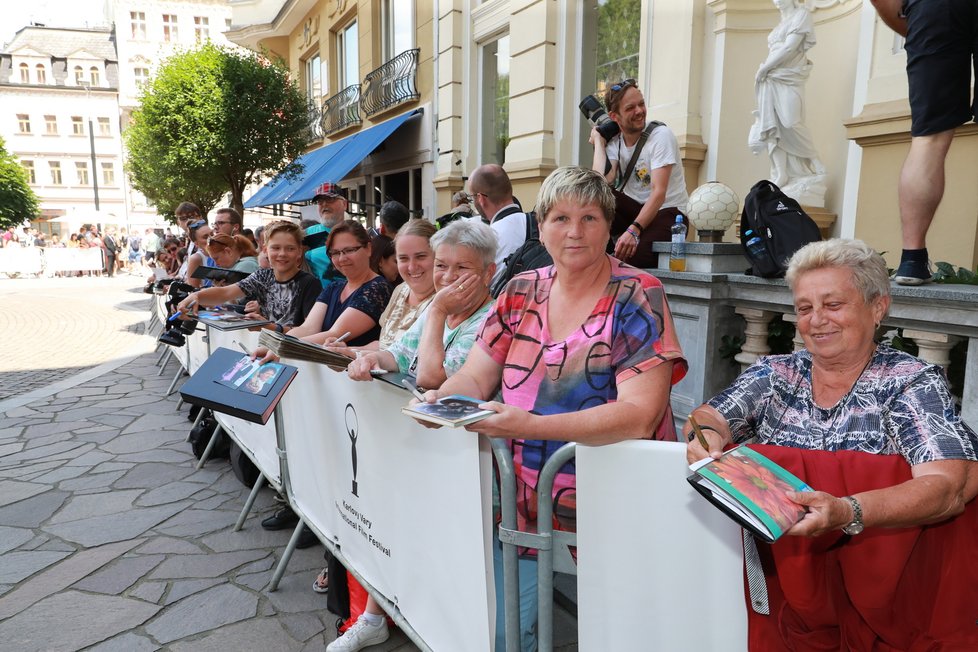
[167,299,197,322]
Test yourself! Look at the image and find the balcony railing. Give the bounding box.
[304,98,324,141]
[322,84,362,136]
[360,48,420,117]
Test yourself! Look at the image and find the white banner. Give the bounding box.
[43,247,103,273]
[206,327,280,489]
[0,248,43,275]
[278,362,495,651]
[576,441,748,651]
[185,323,208,374]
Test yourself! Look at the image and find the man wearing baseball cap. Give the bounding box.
[305,182,349,281]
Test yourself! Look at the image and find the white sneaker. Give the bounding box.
[326,615,390,652]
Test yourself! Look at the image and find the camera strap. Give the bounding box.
[615,120,663,192]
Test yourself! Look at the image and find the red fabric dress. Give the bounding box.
[745,444,978,651]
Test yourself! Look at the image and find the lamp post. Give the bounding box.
[83,84,100,212]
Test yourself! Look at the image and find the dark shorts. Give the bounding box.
[904,0,978,136]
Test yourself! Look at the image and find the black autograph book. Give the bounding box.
[179,347,298,424]
[191,265,252,285]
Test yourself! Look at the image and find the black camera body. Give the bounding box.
[579,94,620,142]
[158,281,198,347]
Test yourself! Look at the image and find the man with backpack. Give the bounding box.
[466,164,528,286]
[590,78,688,268]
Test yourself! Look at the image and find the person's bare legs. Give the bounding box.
[898,129,956,249]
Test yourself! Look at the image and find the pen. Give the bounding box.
[401,379,427,402]
[167,299,197,322]
[687,414,710,451]
[333,331,352,345]
[237,342,250,355]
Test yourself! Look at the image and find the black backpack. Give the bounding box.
[188,411,230,460]
[740,180,822,278]
[490,212,553,298]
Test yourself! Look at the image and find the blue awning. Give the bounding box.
[244,108,422,209]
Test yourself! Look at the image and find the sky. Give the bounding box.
[3,0,109,48]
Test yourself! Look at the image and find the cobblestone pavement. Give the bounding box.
[0,302,419,651]
[0,275,149,401]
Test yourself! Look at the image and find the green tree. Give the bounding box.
[0,136,40,229]
[125,43,311,219]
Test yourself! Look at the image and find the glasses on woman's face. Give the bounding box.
[327,245,365,259]
[610,78,636,92]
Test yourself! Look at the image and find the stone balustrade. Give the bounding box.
[650,242,978,427]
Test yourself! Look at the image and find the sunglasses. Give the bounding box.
[188,220,207,229]
[610,78,636,92]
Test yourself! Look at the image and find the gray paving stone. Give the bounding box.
[72,554,164,595]
[0,525,34,554]
[1,440,93,464]
[114,449,194,464]
[99,394,165,409]
[65,449,114,467]
[18,535,49,551]
[129,580,166,604]
[48,489,144,525]
[59,470,126,492]
[264,571,331,614]
[4,405,40,418]
[0,441,24,457]
[90,461,136,474]
[0,550,72,584]
[21,422,71,439]
[0,490,68,527]
[133,536,203,556]
[72,429,120,445]
[0,426,25,439]
[281,612,329,643]
[145,584,258,644]
[149,549,267,580]
[103,431,185,457]
[113,462,195,489]
[200,526,295,553]
[0,590,160,652]
[167,616,304,652]
[0,460,62,478]
[84,631,158,652]
[154,508,238,538]
[162,578,223,605]
[234,569,272,591]
[90,414,138,428]
[136,481,207,507]
[121,413,189,436]
[191,494,230,510]
[0,480,50,507]
[23,431,74,449]
[236,555,276,575]
[33,464,90,484]
[35,539,77,552]
[55,386,108,398]
[43,502,187,547]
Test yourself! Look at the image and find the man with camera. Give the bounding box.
[588,78,688,268]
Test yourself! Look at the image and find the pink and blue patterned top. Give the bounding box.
[708,345,977,465]
[477,256,687,529]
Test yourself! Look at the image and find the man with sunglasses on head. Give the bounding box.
[590,78,688,269]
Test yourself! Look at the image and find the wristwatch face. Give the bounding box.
[842,521,864,536]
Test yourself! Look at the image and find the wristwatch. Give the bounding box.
[841,496,864,536]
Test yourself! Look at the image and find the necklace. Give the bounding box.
[811,349,875,449]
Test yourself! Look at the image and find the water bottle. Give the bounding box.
[669,215,687,272]
[744,229,767,260]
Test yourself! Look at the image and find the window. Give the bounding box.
[134,67,149,86]
[97,117,111,136]
[382,0,414,61]
[163,14,178,42]
[44,115,57,134]
[337,20,359,89]
[19,63,29,83]
[480,35,510,165]
[131,12,146,39]
[225,18,232,30]
[90,67,100,86]
[101,162,115,185]
[35,64,46,84]
[49,161,62,185]
[74,66,84,85]
[194,16,209,41]
[76,162,89,185]
[22,161,35,184]
[305,53,322,101]
[17,114,31,134]
[71,116,85,136]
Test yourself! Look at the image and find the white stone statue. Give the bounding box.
[749,0,827,207]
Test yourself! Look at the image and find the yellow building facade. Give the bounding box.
[230,0,977,269]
